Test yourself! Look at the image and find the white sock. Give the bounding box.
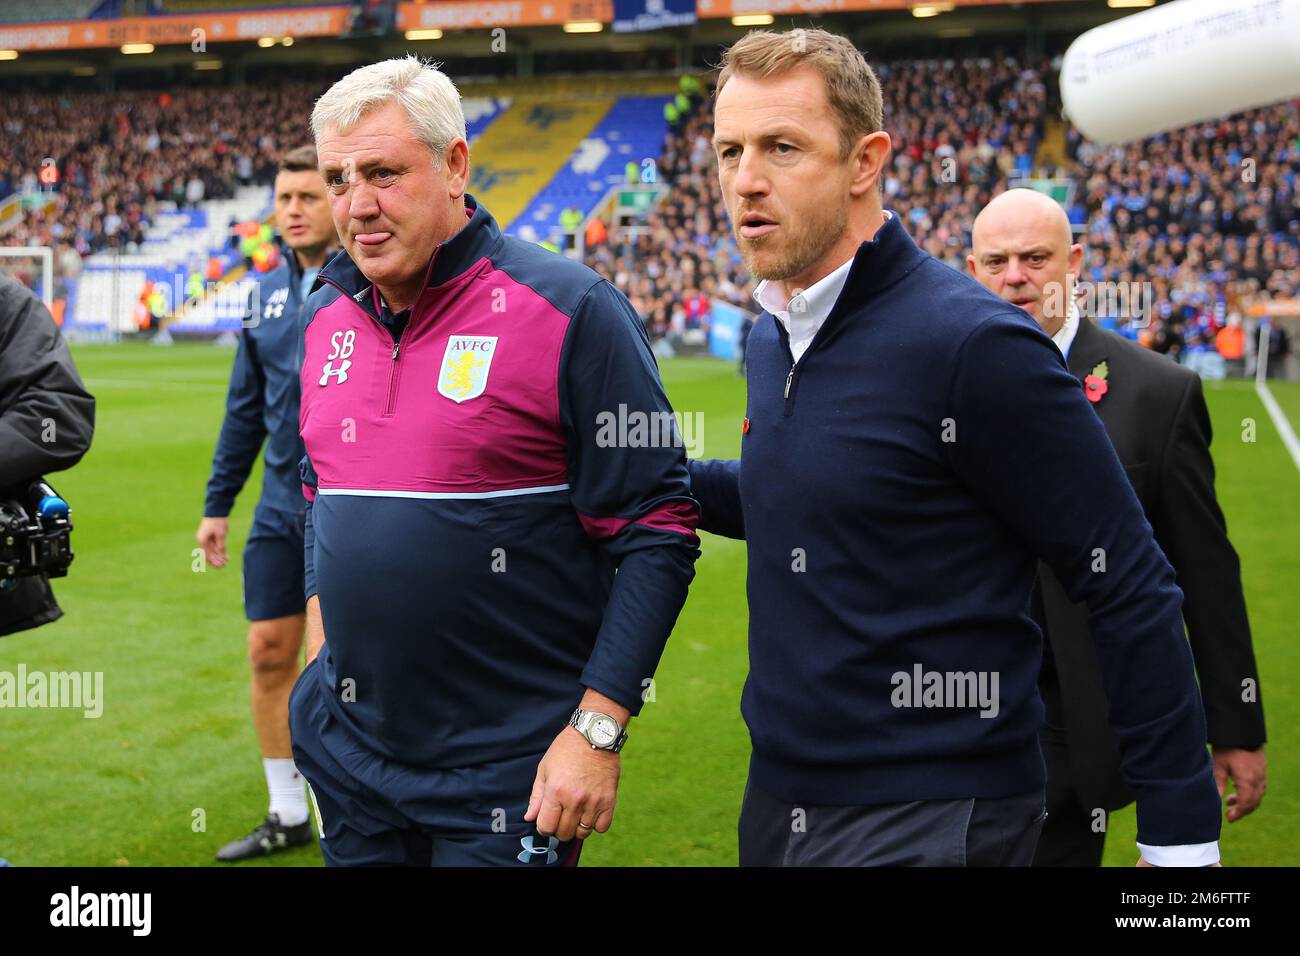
[264,758,310,827]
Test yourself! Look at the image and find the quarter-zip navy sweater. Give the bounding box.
[688,214,1222,848]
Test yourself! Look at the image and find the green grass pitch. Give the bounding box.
[0,345,1294,866]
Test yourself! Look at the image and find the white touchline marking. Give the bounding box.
[1255,381,1300,475]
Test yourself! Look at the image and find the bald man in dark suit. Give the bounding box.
[969,189,1267,866]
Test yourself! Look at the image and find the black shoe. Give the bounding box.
[215,814,314,862]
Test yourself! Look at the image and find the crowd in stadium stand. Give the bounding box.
[583,98,755,342]
[1069,103,1299,365]
[875,57,1051,270]
[1,57,1296,368]
[0,83,323,271]
[584,59,1297,371]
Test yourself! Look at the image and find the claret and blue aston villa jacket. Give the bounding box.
[296,194,699,768]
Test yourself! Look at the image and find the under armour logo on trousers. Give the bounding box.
[517,835,560,864]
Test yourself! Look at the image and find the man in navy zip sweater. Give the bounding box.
[689,29,1222,866]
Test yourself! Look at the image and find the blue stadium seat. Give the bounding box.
[507,96,672,243]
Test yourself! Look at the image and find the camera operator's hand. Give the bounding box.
[196,517,230,569]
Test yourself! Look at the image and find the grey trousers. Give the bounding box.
[738,775,1047,867]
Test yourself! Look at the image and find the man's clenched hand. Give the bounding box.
[525,691,628,842]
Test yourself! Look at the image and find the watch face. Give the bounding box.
[589,716,619,747]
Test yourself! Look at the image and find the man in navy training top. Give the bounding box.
[197,146,337,861]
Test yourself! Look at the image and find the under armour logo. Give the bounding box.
[517,835,559,864]
[264,287,288,320]
[319,359,352,386]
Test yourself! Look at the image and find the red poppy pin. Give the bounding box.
[1083,361,1109,404]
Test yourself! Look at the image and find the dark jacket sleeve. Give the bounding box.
[1150,373,1265,749]
[0,280,95,487]
[203,293,267,517]
[297,286,321,603]
[685,458,746,539]
[560,278,700,714]
[300,454,318,601]
[947,314,1221,848]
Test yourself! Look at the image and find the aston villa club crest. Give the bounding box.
[438,334,498,403]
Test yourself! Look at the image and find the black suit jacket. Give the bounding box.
[1038,317,1266,812]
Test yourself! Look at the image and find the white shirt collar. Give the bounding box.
[753,255,855,325]
[1052,299,1081,359]
[752,211,891,363]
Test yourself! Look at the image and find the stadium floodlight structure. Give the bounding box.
[0,246,55,310]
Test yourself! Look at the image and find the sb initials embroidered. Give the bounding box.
[320,329,356,386]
